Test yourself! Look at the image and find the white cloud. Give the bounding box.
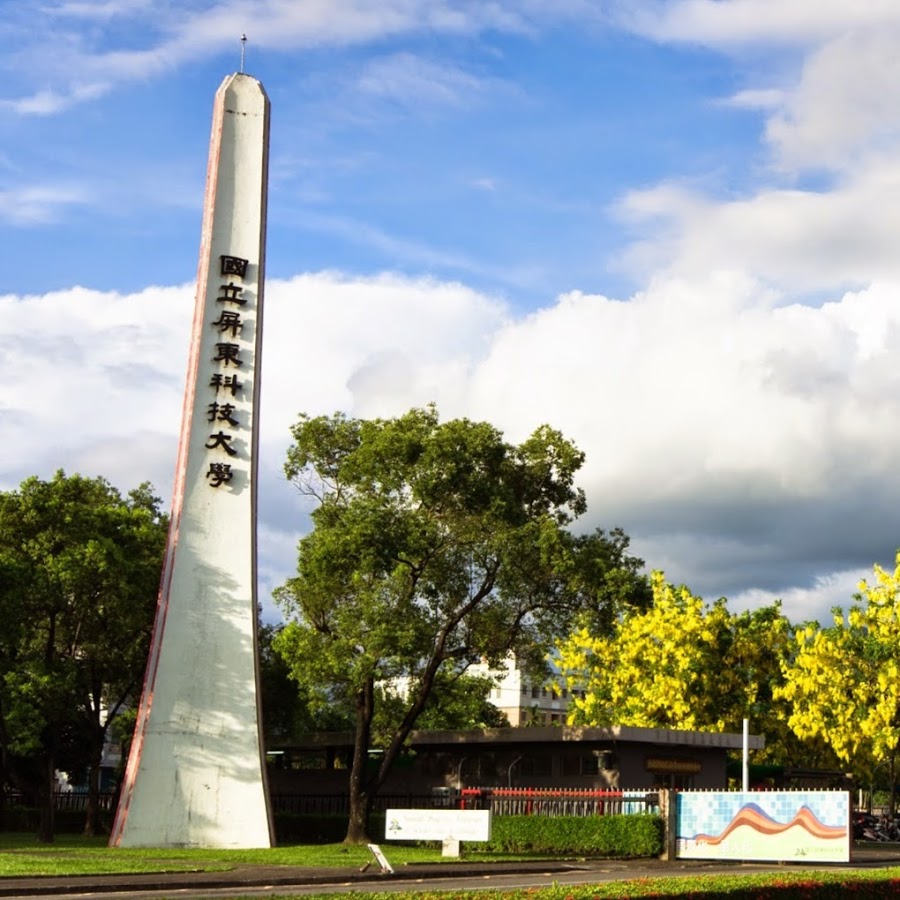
[6,0,900,628]
[625,0,900,46]
[2,0,537,115]
[0,284,189,492]
[619,4,900,179]
[0,185,90,224]
[4,271,900,622]
[356,52,506,110]
[615,160,900,291]
[765,28,900,173]
[169,0,532,50]
[720,88,785,111]
[51,0,157,19]
[259,271,508,432]
[731,568,868,626]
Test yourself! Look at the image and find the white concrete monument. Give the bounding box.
[110,72,273,848]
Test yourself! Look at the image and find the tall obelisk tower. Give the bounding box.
[110,73,273,848]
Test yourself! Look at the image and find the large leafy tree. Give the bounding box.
[258,619,355,742]
[0,472,167,841]
[556,572,805,764]
[778,553,900,812]
[274,405,648,842]
[376,670,510,735]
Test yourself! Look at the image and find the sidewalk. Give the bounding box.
[2,847,899,897]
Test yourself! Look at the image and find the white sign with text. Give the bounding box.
[385,809,491,842]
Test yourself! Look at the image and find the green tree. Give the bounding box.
[274,405,646,842]
[376,671,510,735]
[0,471,167,841]
[778,553,900,812]
[258,619,354,743]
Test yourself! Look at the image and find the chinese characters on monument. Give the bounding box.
[205,254,251,488]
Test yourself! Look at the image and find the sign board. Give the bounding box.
[676,790,850,863]
[385,809,491,842]
[366,844,394,874]
[646,757,701,774]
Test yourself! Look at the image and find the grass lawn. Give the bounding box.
[0,833,499,877]
[5,836,900,897]
[266,870,900,899]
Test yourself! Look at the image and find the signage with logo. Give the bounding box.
[646,757,702,774]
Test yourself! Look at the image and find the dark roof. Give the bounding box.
[274,724,764,752]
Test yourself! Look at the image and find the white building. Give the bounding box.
[469,656,577,727]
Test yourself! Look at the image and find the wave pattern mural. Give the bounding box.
[676,791,850,862]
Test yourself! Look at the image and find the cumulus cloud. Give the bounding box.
[6,0,900,631]
[4,271,899,624]
[619,3,900,181]
[765,28,900,173]
[0,284,190,491]
[624,0,900,46]
[731,568,867,627]
[614,160,900,291]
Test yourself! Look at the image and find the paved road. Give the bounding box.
[2,848,899,900]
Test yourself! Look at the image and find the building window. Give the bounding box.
[518,756,553,778]
[562,754,604,777]
[654,773,694,790]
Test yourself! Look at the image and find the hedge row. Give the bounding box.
[268,811,664,854]
[0,806,663,858]
[483,814,663,857]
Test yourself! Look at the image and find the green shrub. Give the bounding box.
[483,813,662,857]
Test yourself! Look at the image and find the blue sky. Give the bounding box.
[2,3,760,303]
[5,0,900,623]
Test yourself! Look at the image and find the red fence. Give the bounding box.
[460,787,659,816]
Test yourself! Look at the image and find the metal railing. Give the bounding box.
[2,791,117,812]
[271,793,447,816]
[460,787,659,816]
[3,787,658,819]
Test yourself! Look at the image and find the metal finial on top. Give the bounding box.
[240,34,247,73]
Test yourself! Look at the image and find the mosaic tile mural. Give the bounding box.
[676,791,850,862]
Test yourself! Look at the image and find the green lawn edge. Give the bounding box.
[261,869,900,900]
[0,835,551,877]
[5,835,900,898]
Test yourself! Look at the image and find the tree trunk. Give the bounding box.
[37,754,55,843]
[82,725,105,836]
[345,787,373,844]
[890,754,897,820]
[344,680,375,844]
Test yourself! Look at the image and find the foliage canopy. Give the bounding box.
[0,471,166,840]
[778,552,900,806]
[274,405,648,841]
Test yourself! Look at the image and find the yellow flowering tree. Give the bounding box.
[778,553,900,811]
[556,571,802,763]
